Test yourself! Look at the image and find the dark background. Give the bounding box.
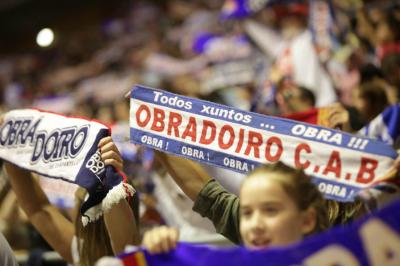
[0,0,131,53]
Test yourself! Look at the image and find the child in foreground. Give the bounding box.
[142,162,328,253]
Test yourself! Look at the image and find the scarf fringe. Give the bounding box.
[81,182,136,226]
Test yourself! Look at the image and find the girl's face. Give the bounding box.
[239,173,314,249]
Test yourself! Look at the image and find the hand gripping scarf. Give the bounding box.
[119,199,400,266]
[0,109,134,225]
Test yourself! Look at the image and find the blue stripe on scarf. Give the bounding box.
[130,85,396,202]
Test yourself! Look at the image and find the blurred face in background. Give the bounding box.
[352,87,367,117]
[239,173,313,249]
[352,81,389,122]
[275,81,314,115]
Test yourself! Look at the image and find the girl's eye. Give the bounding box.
[240,209,252,217]
[262,207,279,215]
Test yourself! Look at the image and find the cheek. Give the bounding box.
[353,96,366,113]
[239,219,251,245]
[270,214,304,243]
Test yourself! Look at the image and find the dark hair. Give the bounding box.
[381,52,400,78]
[298,86,316,107]
[325,199,365,226]
[359,64,384,83]
[247,162,328,235]
[358,81,389,121]
[74,188,113,266]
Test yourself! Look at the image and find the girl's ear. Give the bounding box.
[301,207,317,235]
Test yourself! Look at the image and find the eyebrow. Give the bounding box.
[240,201,283,208]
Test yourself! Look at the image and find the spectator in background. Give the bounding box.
[275,78,316,116]
[381,52,400,101]
[352,80,389,124]
[327,79,390,132]
[355,1,400,61]
[242,1,337,109]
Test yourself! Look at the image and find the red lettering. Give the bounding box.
[218,125,235,149]
[181,117,197,141]
[294,143,311,169]
[136,105,151,127]
[150,108,165,132]
[199,120,216,145]
[244,131,263,159]
[235,128,245,153]
[167,111,182,137]
[356,157,378,184]
[322,150,342,178]
[265,137,283,162]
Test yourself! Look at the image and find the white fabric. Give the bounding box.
[244,20,337,107]
[152,173,219,241]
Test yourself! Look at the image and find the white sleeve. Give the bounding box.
[243,19,285,58]
[291,31,337,107]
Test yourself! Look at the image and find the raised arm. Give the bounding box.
[155,151,211,201]
[155,152,241,243]
[355,5,379,47]
[99,136,140,253]
[4,162,75,263]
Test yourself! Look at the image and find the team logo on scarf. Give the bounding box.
[0,109,134,225]
[129,85,397,202]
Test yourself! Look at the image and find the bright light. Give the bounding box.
[36,28,54,47]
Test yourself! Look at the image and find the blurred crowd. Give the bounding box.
[0,0,399,264]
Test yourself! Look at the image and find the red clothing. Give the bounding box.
[282,107,330,127]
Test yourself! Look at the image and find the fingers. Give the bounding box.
[103,157,123,172]
[326,103,350,130]
[98,136,123,171]
[328,113,345,129]
[98,136,115,149]
[142,226,179,254]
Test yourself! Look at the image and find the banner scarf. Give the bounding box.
[0,109,134,225]
[129,85,397,202]
[119,199,400,266]
[309,0,338,63]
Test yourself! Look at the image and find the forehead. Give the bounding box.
[240,173,295,206]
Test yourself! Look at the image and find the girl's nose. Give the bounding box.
[249,211,266,233]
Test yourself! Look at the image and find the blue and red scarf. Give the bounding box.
[130,85,397,202]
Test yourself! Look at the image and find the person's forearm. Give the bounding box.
[30,205,74,262]
[4,162,74,262]
[356,8,378,46]
[155,152,211,201]
[104,198,140,254]
[4,162,49,217]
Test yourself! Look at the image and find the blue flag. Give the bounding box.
[359,104,400,148]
